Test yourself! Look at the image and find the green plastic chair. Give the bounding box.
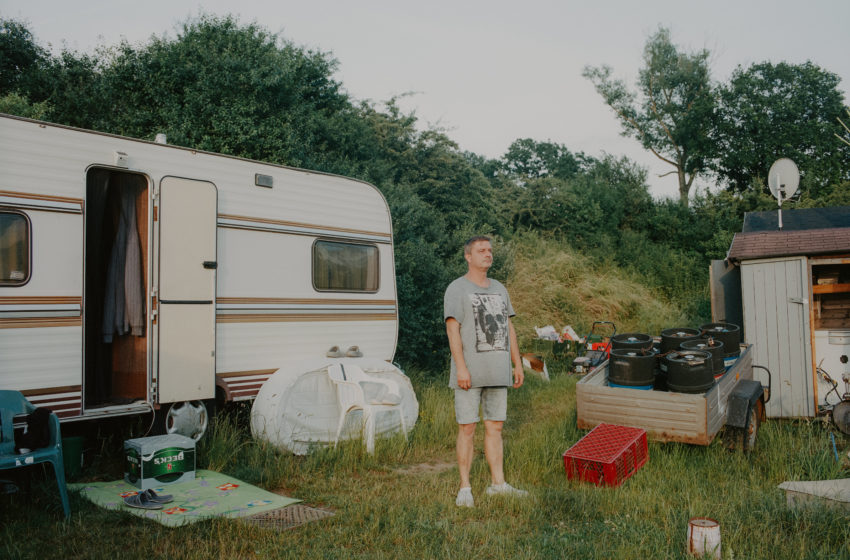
[0,390,70,518]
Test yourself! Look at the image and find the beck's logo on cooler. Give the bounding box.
[153,451,184,466]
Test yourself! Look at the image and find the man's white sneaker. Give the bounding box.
[485,482,528,497]
[456,487,474,507]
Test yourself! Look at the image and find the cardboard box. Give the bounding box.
[124,434,196,490]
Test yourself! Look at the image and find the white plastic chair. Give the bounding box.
[327,363,406,453]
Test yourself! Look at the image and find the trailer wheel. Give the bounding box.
[156,400,210,441]
[741,398,763,452]
[723,397,763,453]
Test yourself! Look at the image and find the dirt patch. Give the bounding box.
[393,461,455,476]
[242,503,335,531]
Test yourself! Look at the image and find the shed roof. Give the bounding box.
[727,227,850,262]
[726,206,850,262]
[742,206,850,232]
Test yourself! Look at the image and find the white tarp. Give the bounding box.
[778,478,850,510]
[250,358,418,455]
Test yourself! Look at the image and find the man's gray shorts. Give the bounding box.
[454,387,508,424]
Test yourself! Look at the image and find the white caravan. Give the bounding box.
[0,114,398,439]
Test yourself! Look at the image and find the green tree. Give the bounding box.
[0,18,47,95]
[501,138,595,180]
[713,61,850,197]
[88,14,352,168]
[508,154,652,244]
[0,91,49,119]
[583,27,716,206]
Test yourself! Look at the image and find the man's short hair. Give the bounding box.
[464,235,492,254]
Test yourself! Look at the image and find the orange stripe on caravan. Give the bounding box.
[0,296,82,305]
[216,313,396,324]
[0,190,85,206]
[21,385,82,397]
[217,369,278,379]
[230,386,264,396]
[217,297,396,306]
[0,317,82,329]
[34,401,81,413]
[218,213,391,239]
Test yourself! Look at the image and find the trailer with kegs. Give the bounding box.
[575,323,771,450]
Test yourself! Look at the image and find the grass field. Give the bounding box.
[2,365,849,560]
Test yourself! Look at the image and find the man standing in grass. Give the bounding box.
[444,235,527,507]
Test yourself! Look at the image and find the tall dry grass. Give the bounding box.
[504,232,689,347]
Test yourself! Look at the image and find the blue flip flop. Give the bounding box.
[123,492,162,510]
[143,488,174,504]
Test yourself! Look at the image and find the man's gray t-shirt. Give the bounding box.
[444,277,515,389]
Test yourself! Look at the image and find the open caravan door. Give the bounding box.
[156,177,218,439]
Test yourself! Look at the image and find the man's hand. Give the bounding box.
[508,318,524,389]
[512,363,524,388]
[457,366,472,390]
[446,318,472,390]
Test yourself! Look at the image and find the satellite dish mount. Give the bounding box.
[767,158,800,231]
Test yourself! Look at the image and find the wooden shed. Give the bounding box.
[712,207,850,419]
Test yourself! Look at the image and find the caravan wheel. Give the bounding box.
[157,401,210,441]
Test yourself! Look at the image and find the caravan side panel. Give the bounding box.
[0,125,85,417]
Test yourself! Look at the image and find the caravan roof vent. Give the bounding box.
[255,174,274,188]
[155,133,167,144]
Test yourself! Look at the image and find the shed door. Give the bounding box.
[741,257,813,418]
[156,177,217,403]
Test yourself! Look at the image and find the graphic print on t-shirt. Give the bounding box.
[470,293,508,352]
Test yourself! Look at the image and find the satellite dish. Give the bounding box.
[767,158,799,231]
[767,158,800,201]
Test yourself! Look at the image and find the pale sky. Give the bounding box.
[3,0,849,198]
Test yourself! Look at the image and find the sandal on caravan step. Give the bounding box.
[326,346,344,358]
[345,345,363,357]
[123,492,162,510]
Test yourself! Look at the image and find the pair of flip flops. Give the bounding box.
[326,345,363,358]
[123,488,174,510]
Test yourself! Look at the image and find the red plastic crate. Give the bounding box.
[563,423,648,487]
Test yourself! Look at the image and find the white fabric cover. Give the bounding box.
[250,358,418,455]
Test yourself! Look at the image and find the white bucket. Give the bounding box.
[687,517,720,559]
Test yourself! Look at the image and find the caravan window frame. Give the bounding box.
[0,209,32,286]
[311,238,380,293]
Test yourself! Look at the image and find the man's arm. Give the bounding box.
[446,317,472,390]
[508,317,524,389]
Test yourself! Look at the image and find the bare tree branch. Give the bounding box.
[647,73,680,158]
[837,111,850,147]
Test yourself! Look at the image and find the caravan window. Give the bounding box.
[0,211,30,285]
[313,240,379,292]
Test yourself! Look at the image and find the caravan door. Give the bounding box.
[156,177,217,403]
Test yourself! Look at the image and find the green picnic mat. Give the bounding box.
[70,469,300,527]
